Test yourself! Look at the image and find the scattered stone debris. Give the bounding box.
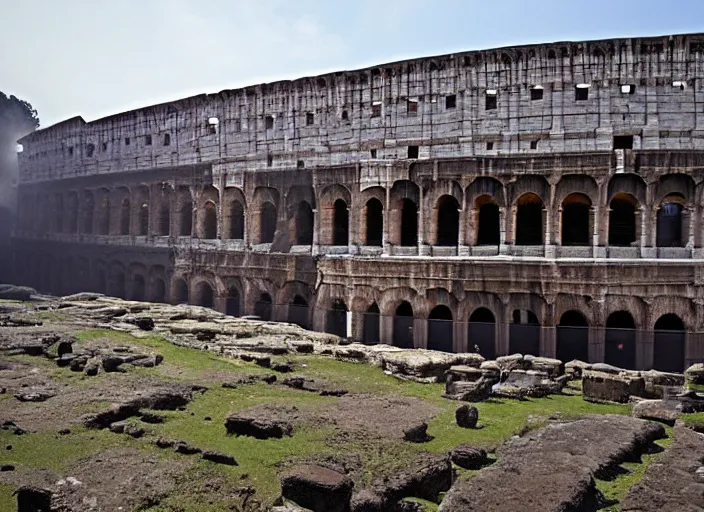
[403,422,432,443]
[2,420,25,435]
[455,404,479,428]
[281,465,353,512]
[15,485,53,512]
[202,450,237,466]
[631,399,680,426]
[140,412,165,424]
[450,445,488,470]
[225,415,293,439]
[174,441,202,455]
[0,284,36,301]
[1,464,15,471]
[14,389,56,402]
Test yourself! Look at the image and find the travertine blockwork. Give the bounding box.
[12,33,704,372]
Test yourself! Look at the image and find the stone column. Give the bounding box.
[380,314,394,345]
[592,206,601,258]
[347,205,357,254]
[636,329,654,371]
[544,207,555,258]
[414,317,427,349]
[497,298,511,356]
[312,208,320,256]
[418,186,429,255]
[588,325,605,363]
[686,205,695,251]
[499,206,509,255]
[458,192,468,256]
[383,187,391,256]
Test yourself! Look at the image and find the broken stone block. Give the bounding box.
[455,404,479,428]
[582,369,646,403]
[281,465,353,512]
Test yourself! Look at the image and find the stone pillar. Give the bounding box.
[588,325,605,363]
[458,195,468,256]
[347,205,357,254]
[497,300,510,356]
[454,320,468,353]
[380,314,393,345]
[541,326,557,359]
[418,186,429,255]
[383,187,391,256]
[636,329,654,371]
[312,208,320,256]
[414,317,427,349]
[499,206,509,255]
[544,207,555,258]
[592,206,602,258]
[686,205,695,250]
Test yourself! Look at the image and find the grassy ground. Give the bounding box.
[1,327,648,511]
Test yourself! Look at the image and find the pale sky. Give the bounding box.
[2,0,704,128]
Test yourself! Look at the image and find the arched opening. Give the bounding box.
[393,301,414,348]
[82,194,95,234]
[653,314,685,373]
[295,201,314,245]
[67,193,79,234]
[608,194,637,246]
[98,196,110,235]
[556,310,589,363]
[260,202,277,243]
[561,193,591,246]
[112,271,126,299]
[152,278,166,303]
[326,299,348,337]
[203,201,217,239]
[515,193,544,245]
[226,287,240,317]
[468,307,496,359]
[476,197,500,246]
[158,202,170,235]
[96,269,107,294]
[436,196,460,246]
[288,295,309,329]
[54,194,64,233]
[428,305,453,352]
[656,196,685,247]
[179,197,193,236]
[254,293,272,321]
[365,198,383,246]
[120,198,131,235]
[363,303,380,344]
[333,199,349,246]
[138,202,149,236]
[195,282,214,308]
[400,199,418,246]
[132,275,145,301]
[509,309,540,355]
[230,201,245,239]
[173,279,189,305]
[605,311,636,369]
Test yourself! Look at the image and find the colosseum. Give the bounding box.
[11,33,704,373]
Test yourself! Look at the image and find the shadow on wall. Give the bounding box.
[0,206,12,283]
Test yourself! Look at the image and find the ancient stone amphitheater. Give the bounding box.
[11,33,704,373]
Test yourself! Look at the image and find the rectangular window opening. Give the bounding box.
[371,103,382,118]
[265,115,274,129]
[530,87,544,101]
[306,112,314,126]
[341,110,349,121]
[125,137,130,146]
[297,160,305,169]
[408,145,419,159]
[267,154,273,167]
[485,91,497,110]
[486,141,494,150]
[407,99,418,115]
[613,135,634,150]
[445,94,457,109]
[620,84,636,95]
[234,119,241,133]
[575,85,590,101]
[145,135,152,146]
[370,148,378,159]
[102,142,108,152]
[530,140,538,150]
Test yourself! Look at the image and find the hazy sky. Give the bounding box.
[2,0,704,128]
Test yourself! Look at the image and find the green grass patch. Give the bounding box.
[0,484,15,512]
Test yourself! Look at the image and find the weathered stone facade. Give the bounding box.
[12,33,704,372]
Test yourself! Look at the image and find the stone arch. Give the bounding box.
[326,298,348,337]
[507,175,548,206]
[225,281,242,317]
[359,187,385,247]
[608,192,639,246]
[515,193,545,246]
[130,272,147,301]
[172,277,189,304]
[425,179,463,213]
[656,173,695,205]
[175,185,193,236]
[468,307,496,359]
[95,188,111,235]
[252,187,280,244]
[555,174,599,206]
[605,310,637,370]
[196,185,219,239]
[607,174,647,205]
[561,193,592,246]
[149,265,167,303]
[222,187,246,240]
[279,280,312,328]
[508,293,546,356]
[108,262,127,298]
[318,184,351,246]
[467,176,506,208]
[393,301,414,348]
[132,185,150,236]
[155,183,173,236]
[556,310,589,363]
[435,195,460,246]
[362,302,381,345]
[194,279,216,308]
[389,180,420,247]
[66,191,79,234]
[81,190,95,235]
[428,305,453,352]
[254,291,273,321]
[653,313,686,373]
[285,185,315,246]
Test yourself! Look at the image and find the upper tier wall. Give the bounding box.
[17,33,704,184]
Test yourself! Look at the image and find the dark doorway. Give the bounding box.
[180,200,193,236]
[365,198,383,246]
[132,275,145,301]
[509,309,540,356]
[295,202,314,245]
[428,305,453,352]
[393,301,414,348]
[96,269,107,294]
[656,201,684,247]
[254,293,272,321]
[333,199,349,246]
[436,196,460,246]
[67,194,79,234]
[260,202,277,243]
[556,310,589,363]
[98,197,110,235]
[288,295,309,329]
[112,271,126,299]
[138,203,149,236]
[230,201,245,239]
[173,279,189,304]
[653,314,685,373]
[120,199,131,235]
[83,195,94,234]
[152,278,166,303]
[226,287,240,317]
[363,303,380,344]
[158,203,170,235]
[203,202,217,239]
[468,308,496,359]
[608,195,637,246]
[477,201,500,245]
[605,311,636,370]
[515,194,543,245]
[196,282,214,309]
[326,299,348,337]
[400,199,418,246]
[561,194,591,246]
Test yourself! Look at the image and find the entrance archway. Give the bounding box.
[653,314,685,373]
[427,305,453,352]
[561,193,591,246]
[476,197,500,246]
[295,201,314,245]
[468,307,496,359]
[556,310,589,363]
[229,201,245,239]
[393,301,414,348]
[365,199,383,246]
[195,282,214,308]
[608,194,637,246]
[288,295,309,329]
[173,279,189,304]
[202,201,217,239]
[656,197,685,247]
[333,199,349,246]
[363,303,380,344]
[152,278,166,303]
[326,299,348,337]
[131,275,145,301]
[400,199,418,246]
[509,309,540,355]
[260,202,277,243]
[254,293,272,321]
[605,311,636,369]
[120,198,131,235]
[436,196,459,246]
[515,193,543,245]
[226,287,240,317]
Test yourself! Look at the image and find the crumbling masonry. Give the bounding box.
[13,33,704,372]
